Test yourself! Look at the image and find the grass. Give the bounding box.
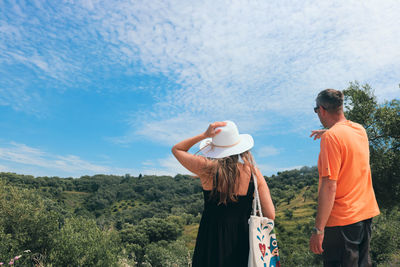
[110,200,136,213]
[180,187,318,250]
[272,186,317,232]
[60,191,89,211]
[181,224,199,251]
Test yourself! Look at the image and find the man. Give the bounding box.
[309,89,380,267]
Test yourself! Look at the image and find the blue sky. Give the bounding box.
[1,0,399,178]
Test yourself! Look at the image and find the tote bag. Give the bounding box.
[248,172,280,267]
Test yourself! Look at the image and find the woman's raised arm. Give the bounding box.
[171,121,227,176]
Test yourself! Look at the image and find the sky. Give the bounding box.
[0,0,399,178]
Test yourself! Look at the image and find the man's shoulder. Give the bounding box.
[331,120,365,132]
[326,120,368,142]
[347,120,365,129]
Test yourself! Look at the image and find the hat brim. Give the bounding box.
[199,134,254,159]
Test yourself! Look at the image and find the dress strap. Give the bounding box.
[246,173,255,196]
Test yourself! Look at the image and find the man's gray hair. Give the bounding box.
[316,89,344,114]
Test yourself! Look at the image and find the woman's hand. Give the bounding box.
[204,121,227,138]
[310,129,326,140]
[172,121,227,178]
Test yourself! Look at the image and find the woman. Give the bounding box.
[172,121,275,267]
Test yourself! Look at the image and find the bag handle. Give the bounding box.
[251,169,264,218]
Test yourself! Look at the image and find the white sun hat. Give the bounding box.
[198,120,254,159]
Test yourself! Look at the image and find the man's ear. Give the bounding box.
[320,106,327,116]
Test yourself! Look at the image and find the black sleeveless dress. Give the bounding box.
[192,173,254,267]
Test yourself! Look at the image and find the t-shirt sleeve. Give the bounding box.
[319,132,341,180]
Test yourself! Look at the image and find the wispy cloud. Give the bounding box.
[113,112,210,145]
[256,146,281,158]
[88,0,399,144]
[141,154,192,176]
[0,141,138,177]
[2,1,399,142]
[0,164,9,172]
[0,1,109,112]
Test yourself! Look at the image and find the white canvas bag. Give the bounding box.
[248,172,280,267]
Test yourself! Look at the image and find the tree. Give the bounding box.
[120,216,184,266]
[0,181,60,263]
[343,82,400,207]
[120,223,150,265]
[146,240,191,267]
[370,208,400,265]
[49,217,121,266]
[284,209,294,219]
[303,187,314,202]
[285,190,296,204]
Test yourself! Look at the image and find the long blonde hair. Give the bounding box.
[208,150,257,205]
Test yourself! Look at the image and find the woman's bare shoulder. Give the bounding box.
[197,159,216,178]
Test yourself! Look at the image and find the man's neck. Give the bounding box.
[327,114,347,129]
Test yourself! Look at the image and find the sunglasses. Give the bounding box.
[314,105,326,113]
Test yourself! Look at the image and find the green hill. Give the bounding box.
[1,168,399,266]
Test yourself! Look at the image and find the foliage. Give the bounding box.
[267,168,322,266]
[371,208,400,265]
[0,180,60,264]
[120,216,184,266]
[145,240,191,267]
[1,161,399,266]
[49,217,121,266]
[0,172,204,225]
[284,209,293,219]
[343,82,400,208]
[0,180,121,266]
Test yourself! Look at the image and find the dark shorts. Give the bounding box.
[322,218,372,267]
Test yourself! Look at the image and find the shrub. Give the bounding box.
[49,217,121,266]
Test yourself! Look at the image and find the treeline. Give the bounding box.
[1,166,399,266]
[0,173,203,266]
[0,168,320,266]
[343,82,400,207]
[0,173,205,266]
[1,173,204,224]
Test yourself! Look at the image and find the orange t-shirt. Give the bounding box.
[318,120,380,227]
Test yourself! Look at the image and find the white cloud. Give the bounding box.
[141,154,192,176]
[2,1,399,141]
[0,2,106,112]
[141,160,155,167]
[159,155,193,175]
[0,141,138,177]
[0,164,9,172]
[0,86,43,114]
[256,146,280,158]
[112,112,209,145]
[88,0,399,144]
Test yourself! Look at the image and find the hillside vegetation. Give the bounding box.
[0,82,399,266]
[0,168,321,266]
[1,167,399,266]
